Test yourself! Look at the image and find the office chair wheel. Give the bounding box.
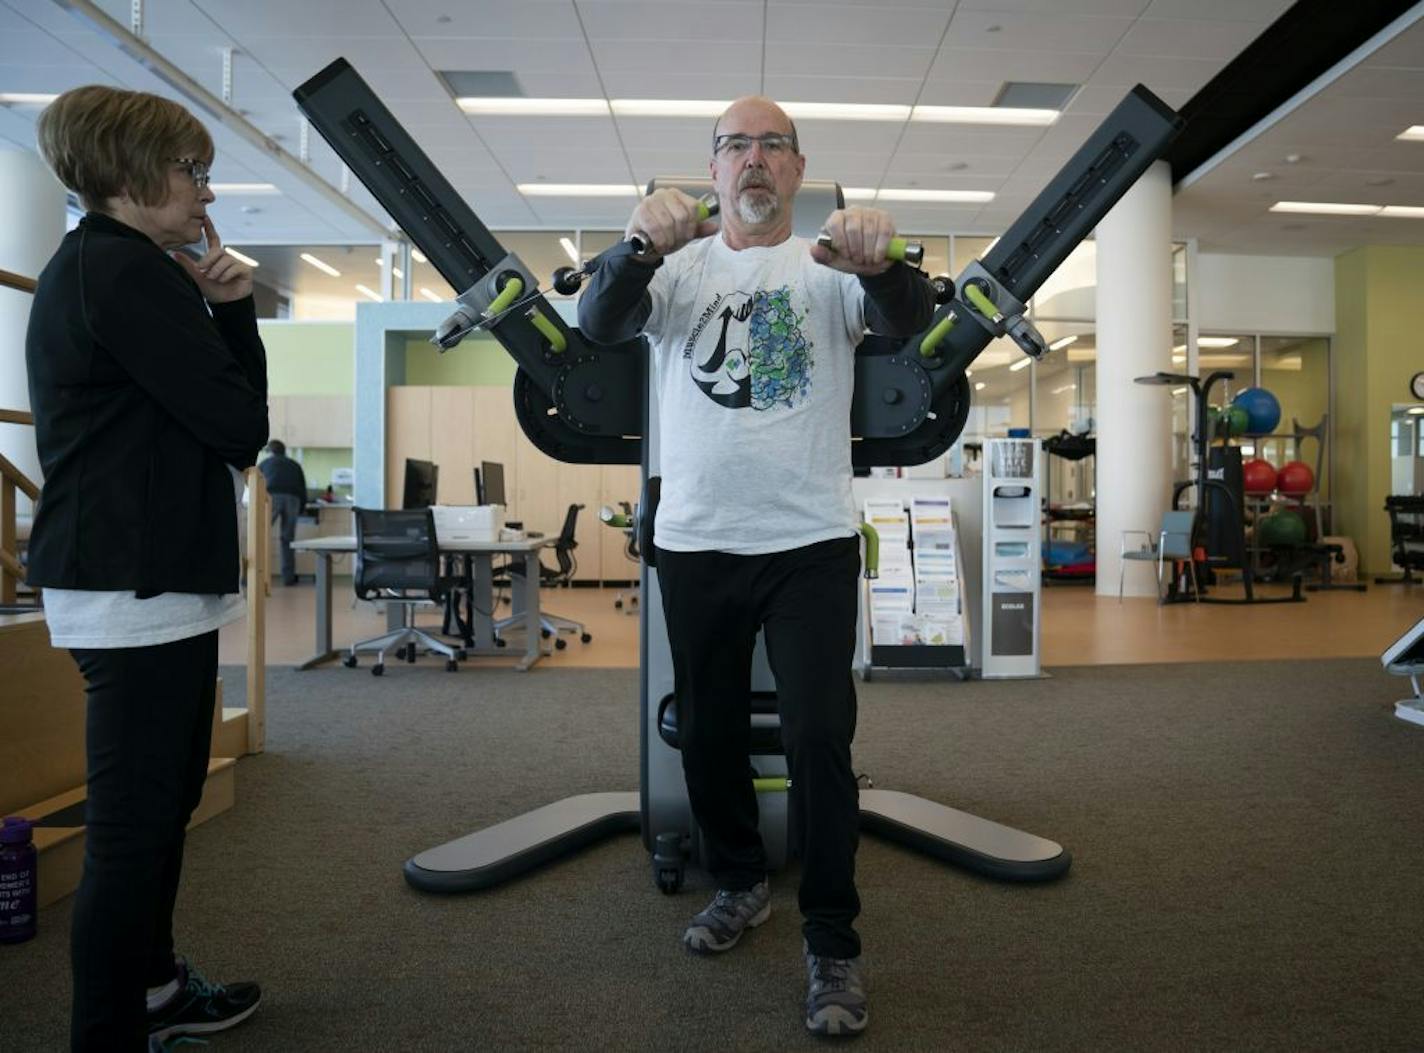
[406,645,417,663]
[456,649,468,660]
[580,632,592,643]
[495,637,507,648]
[395,645,408,661]
[342,654,358,668]
[541,627,552,639]
[555,638,567,650]
[614,599,623,609]
[371,663,385,676]
[445,659,459,672]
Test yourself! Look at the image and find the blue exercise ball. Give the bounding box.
[1231,387,1281,436]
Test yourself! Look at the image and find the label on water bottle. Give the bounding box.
[0,865,36,936]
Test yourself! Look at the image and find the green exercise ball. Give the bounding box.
[1206,404,1250,440]
[1257,510,1307,547]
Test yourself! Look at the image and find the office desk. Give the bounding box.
[289,535,555,672]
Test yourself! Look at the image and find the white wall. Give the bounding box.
[1195,253,1335,334]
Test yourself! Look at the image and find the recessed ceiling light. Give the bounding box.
[1378,205,1424,218]
[1198,337,1240,348]
[611,99,727,117]
[354,284,383,302]
[1270,201,1381,215]
[782,102,910,121]
[419,287,443,302]
[1407,406,1424,415]
[873,188,996,203]
[912,105,1057,126]
[210,183,279,194]
[1396,125,1424,142]
[458,97,609,116]
[0,93,57,105]
[1252,172,1275,181]
[411,249,428,263]
[300,252,340,277]
[1284,153,1304,164]
[223,247,259,268]
[1048,335,1077,351]
[517,183,640,197]
[1009,357,1031,372]
[975,381,986,390]
[558,237,580,264]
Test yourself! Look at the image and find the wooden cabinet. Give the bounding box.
[269,395,353,449]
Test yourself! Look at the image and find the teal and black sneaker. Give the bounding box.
[804,948,867,1037]
[147,957,262,1041]
[682,880,771,954]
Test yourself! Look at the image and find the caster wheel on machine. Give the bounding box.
[555,638,567,650]
[581,632,592,644]
[342,655,358,668]
[445,659,459,672]
[371,663,384,677]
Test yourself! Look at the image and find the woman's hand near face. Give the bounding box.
[174,216,253,303]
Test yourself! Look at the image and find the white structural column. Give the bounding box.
[0,150,67,512]
[1094,159,1174,598]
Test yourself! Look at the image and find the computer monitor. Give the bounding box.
[480,460,506,507]
[401,458,439,509]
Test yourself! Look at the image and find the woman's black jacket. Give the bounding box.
[24,212,269,596]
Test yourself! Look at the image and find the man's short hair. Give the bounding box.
[711,99,800,155]
[35,85,214,211]
[267,440,286,457]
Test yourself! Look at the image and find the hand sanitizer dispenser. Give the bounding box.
[981,437,1042,678]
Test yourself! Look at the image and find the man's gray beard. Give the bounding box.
[736,188,779,225]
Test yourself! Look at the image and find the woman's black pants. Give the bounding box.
[68,630,219,1051]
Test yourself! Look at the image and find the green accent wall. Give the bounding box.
[257,321,355,395]
[1332,245,1424,573]
[402,334,517,386]
[294,448,353,490]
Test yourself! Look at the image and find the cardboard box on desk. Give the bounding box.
[432,504,504,544]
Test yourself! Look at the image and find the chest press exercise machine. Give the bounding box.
[296,59,1182,895]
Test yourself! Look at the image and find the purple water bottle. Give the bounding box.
[0,816,38,944]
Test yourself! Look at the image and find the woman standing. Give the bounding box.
[26,85,268,1051]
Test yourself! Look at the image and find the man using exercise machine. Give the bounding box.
[578,95,933,1037]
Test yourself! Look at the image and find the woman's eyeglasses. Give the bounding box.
[713,133,798,158]
[170,157,211,189]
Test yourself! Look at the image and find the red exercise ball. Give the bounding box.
[1242,458,1278,494]
[1277,460,1315,496]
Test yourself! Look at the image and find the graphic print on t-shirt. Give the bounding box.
[682,286,812,411]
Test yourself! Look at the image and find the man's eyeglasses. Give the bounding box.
[713,132,798,158]
[170,157,211,189]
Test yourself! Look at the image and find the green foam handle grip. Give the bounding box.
[919,313,956,358]
[753,777,790,793]
[858,522,879,578]
[600,506,633,529]
[963,282,999,320]
[527,308,566,353]
[486,275,523,317]
[886,237,923,266]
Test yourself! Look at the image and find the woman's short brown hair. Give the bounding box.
[35,85,213,211]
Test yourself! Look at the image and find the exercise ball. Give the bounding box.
[1257,510,1307,547]
[1242,458,1278,494]
[1277,460,1315,496]
[1207,404,1250,439]
[1231,387,1281,436]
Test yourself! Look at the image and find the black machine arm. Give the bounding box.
[295,59,1181,468]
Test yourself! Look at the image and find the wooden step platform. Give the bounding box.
[23,758,236,908]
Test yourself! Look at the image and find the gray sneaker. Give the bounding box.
[682,880,771,954]
[805,949,868,1036]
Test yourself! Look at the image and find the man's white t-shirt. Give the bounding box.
[644,233,866,555]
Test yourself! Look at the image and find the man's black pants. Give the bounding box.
[656,536,863,959]
[68,631,219,1051]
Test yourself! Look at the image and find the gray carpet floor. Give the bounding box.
[3,657,1422,1051]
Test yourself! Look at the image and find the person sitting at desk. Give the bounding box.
[258,439,307,586]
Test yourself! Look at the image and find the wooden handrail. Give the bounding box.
[0,452,39,502]
[0,409,34,426]
[0,269,37,294]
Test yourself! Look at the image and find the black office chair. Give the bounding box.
[496,503,592,650]
[613,501,640,615]
[1376,495,1424,586]
[343,508,464,674]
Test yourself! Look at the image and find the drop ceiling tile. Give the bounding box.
[887,152,1023,178]
[943,9,1135,54]
[577,0,763,42]
[598,71,756,99]
[895,123,1044,156]
[1115,17,1267,60]
[473,115,623,152]
[411,36,597,75]
[958,0,1151,15]
[193,1,402,40]
[760,75,924,105]
[795,120,907,155]
[588,40,760,76]
[1143,0,1291,22]
[924,47,1107,85]
[774,42,938,79]
[1086,52,1225,91]
[765,4,951,47]
[388,1,584,40]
